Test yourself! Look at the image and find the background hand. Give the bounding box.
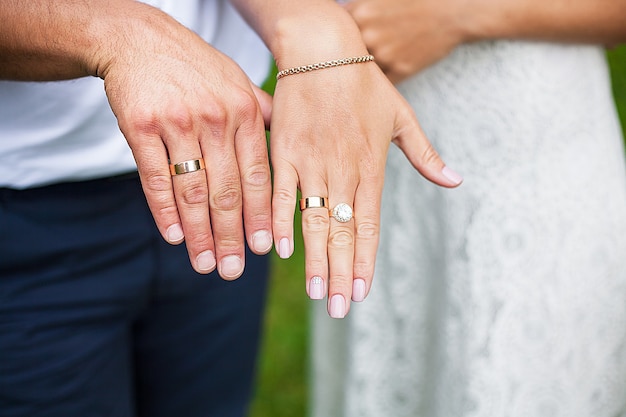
[344,0,468,83]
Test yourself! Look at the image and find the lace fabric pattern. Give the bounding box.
[312,41,626,417]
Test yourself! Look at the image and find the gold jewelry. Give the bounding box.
[169,158,206,176]
[331,203,353,222]
[276,55,375,80]
[299,196,328,211]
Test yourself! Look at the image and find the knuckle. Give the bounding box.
[125,109,160,137]
[328,274,353,289]
[155,204,179,220]
[328,228,354,248]
[179,181,209,206]
[273,188,297,205]
[235,90,259,119]
[185,229,214,247]
[306,257,328,275]
[139,172,179,219]
[247,212,271,229]
[201,104,229,136]
[211,185,242,212]
[243,163,271,188]
[302,212,330,234]
[306,253,328,275]
[353,259,373,275]
[214,234,242,250]
[356,220,379,239]
[142,172,172,194]
[203,104,228,129]
[244,200,272,224]
[420,143,442,166]
[166,106,194,136]
[273,216,293,231]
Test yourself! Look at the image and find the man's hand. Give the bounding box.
[98,5,273,279]
[0,0,273,279]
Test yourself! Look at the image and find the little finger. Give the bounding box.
[351,177,383,303]
[234,99,272,256]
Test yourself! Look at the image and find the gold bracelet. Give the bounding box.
[276,55,375,80]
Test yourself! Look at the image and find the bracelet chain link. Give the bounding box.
[276,54,375,80]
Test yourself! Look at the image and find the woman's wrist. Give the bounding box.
[273,12,369,70]
[449,0,502,44]
[232,0,369,70]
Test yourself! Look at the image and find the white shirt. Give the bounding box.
[0,0,270,188]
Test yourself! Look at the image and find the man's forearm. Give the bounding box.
[0,0,174,81]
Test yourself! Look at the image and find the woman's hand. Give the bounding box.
[232,0,462,317]
[270,57,462,318]
[344,0,469,83]
[345,0,626,84]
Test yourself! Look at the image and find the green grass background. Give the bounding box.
[249,45,626,417]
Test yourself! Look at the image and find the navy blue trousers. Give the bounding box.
[0,173,269,417]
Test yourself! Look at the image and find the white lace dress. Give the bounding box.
[312,41,626,417]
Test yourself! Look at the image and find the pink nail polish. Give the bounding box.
[442,166,463,185]
[352,278,366,302]
[278,237,291,259]
[308,276,325,300]
[329,294,346,319]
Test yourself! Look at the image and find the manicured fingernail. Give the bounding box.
[251,230,273,254]
[352,278,367,302]
[308,276,325,300]
[278,237,291,259]
[442,166,463,185]
[196,250,216,272]
[329,294,346,319]
[166,223,184,243]
[220,255,244,279]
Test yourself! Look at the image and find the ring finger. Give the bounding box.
[299,187,331,303]
[167,142,216,275]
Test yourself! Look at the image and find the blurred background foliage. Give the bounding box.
[249,45,626,417]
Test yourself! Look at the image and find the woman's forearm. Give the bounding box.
[230,0,368,70]
[465,0,626,45]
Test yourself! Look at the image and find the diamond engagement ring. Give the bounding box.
[331,203,353,223]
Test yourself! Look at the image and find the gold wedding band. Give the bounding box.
[299,197,328,211]
[169,158,206,176]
